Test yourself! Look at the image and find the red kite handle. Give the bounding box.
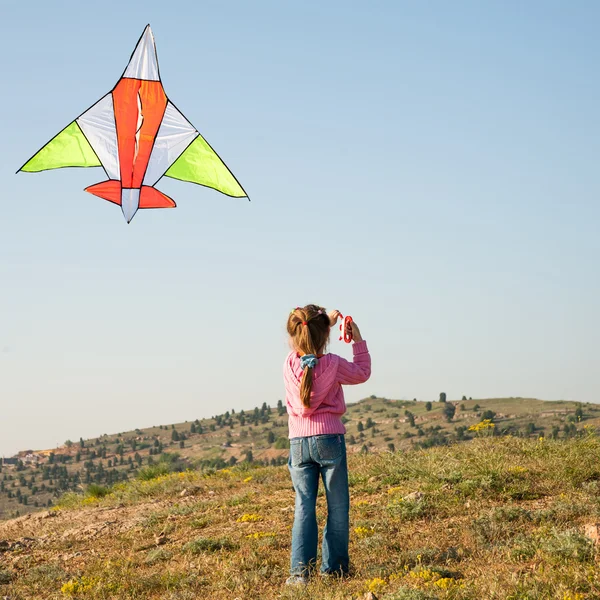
[338,313,353,344]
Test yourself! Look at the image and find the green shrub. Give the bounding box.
[86,483,110,499]
[137,463,171,481]
[183,537,236,554]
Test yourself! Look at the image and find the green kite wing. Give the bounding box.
[164,134,247,198]
[19,121,101,173]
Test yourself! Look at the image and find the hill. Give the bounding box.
[1,396,597,521]
[1,435,600,599]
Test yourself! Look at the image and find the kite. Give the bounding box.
[17,25,248,223]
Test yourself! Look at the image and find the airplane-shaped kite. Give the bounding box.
[18,25,248,223]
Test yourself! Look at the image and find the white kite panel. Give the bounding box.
[143,102,198,186]
[77,94,120,180]
[123,26,160,81]
[121,188,140,223]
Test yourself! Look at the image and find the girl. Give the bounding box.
[284,304,371,584]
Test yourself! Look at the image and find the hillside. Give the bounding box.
[1,396,597,521]
[2,435,600,599]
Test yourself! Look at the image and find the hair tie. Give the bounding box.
[302,321,307,326]
[300,354,318,369]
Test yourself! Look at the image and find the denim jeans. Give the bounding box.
[288,434,349,576]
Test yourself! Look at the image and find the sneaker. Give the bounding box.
[285,574,308,586]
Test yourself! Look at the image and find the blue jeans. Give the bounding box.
[288,434,350,576]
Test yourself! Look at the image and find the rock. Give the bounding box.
[368,476,378,483]
[179,489,189,497]
[584,523,600,544]
[208,490,215,496]
[154,532,168,546]
[31,510,56,521]
[363,593,378,600]
[403,491,424,502]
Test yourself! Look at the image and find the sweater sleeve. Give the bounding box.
[336,340,371,385]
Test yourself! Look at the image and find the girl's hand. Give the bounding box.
[349,321,363,343]
[328,310,341,328]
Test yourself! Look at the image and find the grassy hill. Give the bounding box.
[1,396,598,522]
[1,435,600,599]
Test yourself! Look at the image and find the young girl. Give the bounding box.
[284,304,371,584]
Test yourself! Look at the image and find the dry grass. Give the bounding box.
[2,435,600,599]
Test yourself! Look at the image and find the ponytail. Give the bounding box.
[287,304,331,409]
[300,366,313,408]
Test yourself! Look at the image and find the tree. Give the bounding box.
[171,430,180,442]
[575,405,584,421]
[267,431,275,444]
[482,410,496,421]
[473,404,480,412]
[190,423,196,434]
[387,443,396,452]
[425,402,432,412]
[65,440,73,448]
[366,417,374,429]
[439,393,447,403]
[357,421,364,432]
[404,410,415,427]
[244,450,253,463]
[443,403,456,422]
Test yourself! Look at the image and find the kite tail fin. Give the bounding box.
[85,180,122,205]
[139,186,176,209]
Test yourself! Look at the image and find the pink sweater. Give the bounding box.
[284,341,371,438]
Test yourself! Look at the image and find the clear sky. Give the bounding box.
[0,0,598,457]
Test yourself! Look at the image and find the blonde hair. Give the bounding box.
[287,305,331,408]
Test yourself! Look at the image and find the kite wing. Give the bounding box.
[18,25,248,222]
[19,121,103,172]
[163,129,247,198]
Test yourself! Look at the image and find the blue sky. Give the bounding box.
[1,0,598,456]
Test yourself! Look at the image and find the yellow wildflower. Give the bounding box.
[243,476,253,483]
[366,578,386,593]
[237,513,262,523]
[246,532,276,539]
[468,419,495,432]
[354,526,375,538]
[387,486,403,495]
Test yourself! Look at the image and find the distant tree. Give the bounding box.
[228,456,237,466]
[357,421,364,432]
[404,410,416,427]
[79,438,85,448]
[75,452,81,463]
[179,440,185,449]
[134,452,142,466]
[366,417,375,429]
[525,422,536,435]
[347,434,356,445]
[439,393,447,403]
[575,405,584,421]
[267,431,276,444]
[462,396,467,401]
[360,445,369,454]
[443,403,456,422]
[551,425,560,440]
[65,440,73,448]
[171,430,180,442]
[277,399,283,410]
[190,423,196,434]
[425,402,432,412]
[482,410,496,421]
[244,450,253,463]
[387,443,396,452]
[459,404,466,411]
